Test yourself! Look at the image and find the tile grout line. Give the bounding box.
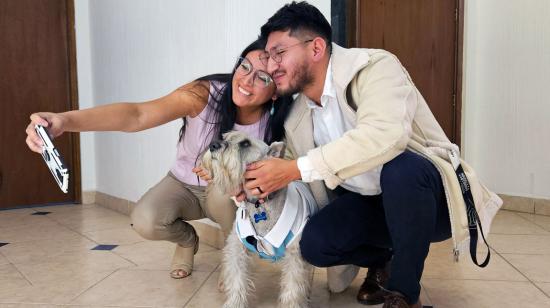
[9,259,34,287]
[182,263,222,308]
[110,249,140,267]
[67,268,122,305]
[478,247,550,299]
[513,211,550,233]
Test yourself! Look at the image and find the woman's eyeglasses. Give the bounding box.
[236,57,273,88]
[259,39,313,66]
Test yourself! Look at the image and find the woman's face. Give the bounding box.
[231,50,276,109]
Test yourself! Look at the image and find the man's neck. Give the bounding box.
[302,57,330,106]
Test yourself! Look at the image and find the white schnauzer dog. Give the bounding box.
[201,131,318,308]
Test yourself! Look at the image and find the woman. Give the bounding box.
[25,39,293,279]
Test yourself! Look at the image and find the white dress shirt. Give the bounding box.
[296,59,382,196]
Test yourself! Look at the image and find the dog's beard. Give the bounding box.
[206,155,246,196]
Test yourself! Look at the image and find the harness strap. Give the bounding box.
[448,150,491,267]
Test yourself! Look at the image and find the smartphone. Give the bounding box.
[35,125,69,193]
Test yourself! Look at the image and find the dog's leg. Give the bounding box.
[279,241,313,308]
[222,226,253,308]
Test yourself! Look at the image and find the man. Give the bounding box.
[244,2,502,307]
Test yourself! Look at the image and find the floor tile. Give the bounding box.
[0,252,9,265]
[423,241,526,281]
[0,222,80,243]
[14,250,134,286]
[311,267,432,308]
[501,254,550,282]
[185,270,225,308]
[0,263,31,292]
[84,227,144,246]
[2,204,550,307]
[113,240,219,272]
[490,234,550,255]
[0,210,59,230]
[536,282,550,297]
[517,212,550,232]
[422,279,550,308]
[0,235,98,265]
[31,211,51,215]
[0,280,102,305]
[70,269,211,307]
[91,244,119,251]
[490,210,549,235]
[58,213,132,233]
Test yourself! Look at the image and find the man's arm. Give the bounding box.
[306,51,418,189]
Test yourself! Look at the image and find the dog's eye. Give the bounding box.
[239,140,251,148]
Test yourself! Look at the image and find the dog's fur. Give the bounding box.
[202,131,313,308]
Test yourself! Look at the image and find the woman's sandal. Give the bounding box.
[170,235,199,279]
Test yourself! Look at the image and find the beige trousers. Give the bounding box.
[131,172,235,247]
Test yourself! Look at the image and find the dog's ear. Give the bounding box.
[267,141,286,158]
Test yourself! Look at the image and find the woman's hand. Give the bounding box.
[25,112,66,153]
[192,165,212,183]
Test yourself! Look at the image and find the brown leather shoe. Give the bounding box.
[382,291,422,308]
[356,265,390,305]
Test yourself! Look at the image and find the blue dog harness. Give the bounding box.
[235,181,318,262]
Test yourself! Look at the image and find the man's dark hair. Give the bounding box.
[260,1,332,52]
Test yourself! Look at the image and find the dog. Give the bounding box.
[201,131,317,308]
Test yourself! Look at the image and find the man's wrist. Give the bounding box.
[290,159,302,181]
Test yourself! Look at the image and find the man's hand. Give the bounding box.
[244,158,301,199]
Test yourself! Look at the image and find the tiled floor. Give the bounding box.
[1,204,550,308]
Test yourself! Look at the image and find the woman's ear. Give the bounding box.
[272,95,278,101]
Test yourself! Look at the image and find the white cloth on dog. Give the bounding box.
[235,181,318,262]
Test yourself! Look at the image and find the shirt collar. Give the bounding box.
[306,57,335,109]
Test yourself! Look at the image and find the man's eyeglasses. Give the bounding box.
[259,39,314,66]
[236,57,274,88]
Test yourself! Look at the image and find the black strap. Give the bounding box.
[455,164,491,267]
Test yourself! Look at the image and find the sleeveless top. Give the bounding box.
[170,81,269,186]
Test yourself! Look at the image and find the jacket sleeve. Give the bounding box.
[306,51,419,189]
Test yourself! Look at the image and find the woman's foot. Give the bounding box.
[170,235,199,279]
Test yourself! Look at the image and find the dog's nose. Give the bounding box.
[209,141,222,152]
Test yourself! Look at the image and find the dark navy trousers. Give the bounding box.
[299,151,452,304]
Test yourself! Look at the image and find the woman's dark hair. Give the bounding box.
[178,38,294,147]
[260,1,332,53]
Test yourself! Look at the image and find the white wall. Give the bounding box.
[463,0,550,199]
[75,0,96,191]
[75,0,330,202]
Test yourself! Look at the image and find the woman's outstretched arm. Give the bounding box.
[25,80,210,153]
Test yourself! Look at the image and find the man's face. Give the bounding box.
[264,31,313,96]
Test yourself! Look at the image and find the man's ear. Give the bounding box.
[267,141,286,158]
[311,37,327,62]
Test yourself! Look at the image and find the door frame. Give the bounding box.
[331,0,464,146]
[66,0,82,203]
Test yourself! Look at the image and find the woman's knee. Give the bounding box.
[131,199,162,240]
[204,189,236,233]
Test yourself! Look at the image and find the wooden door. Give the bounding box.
[0,0,80,209]
[353,0,463,144]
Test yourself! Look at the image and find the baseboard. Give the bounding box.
[499,194,550,216]
[82,190,96,204]
[92,191,225,249]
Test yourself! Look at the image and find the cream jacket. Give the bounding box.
[284,44,502,260]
